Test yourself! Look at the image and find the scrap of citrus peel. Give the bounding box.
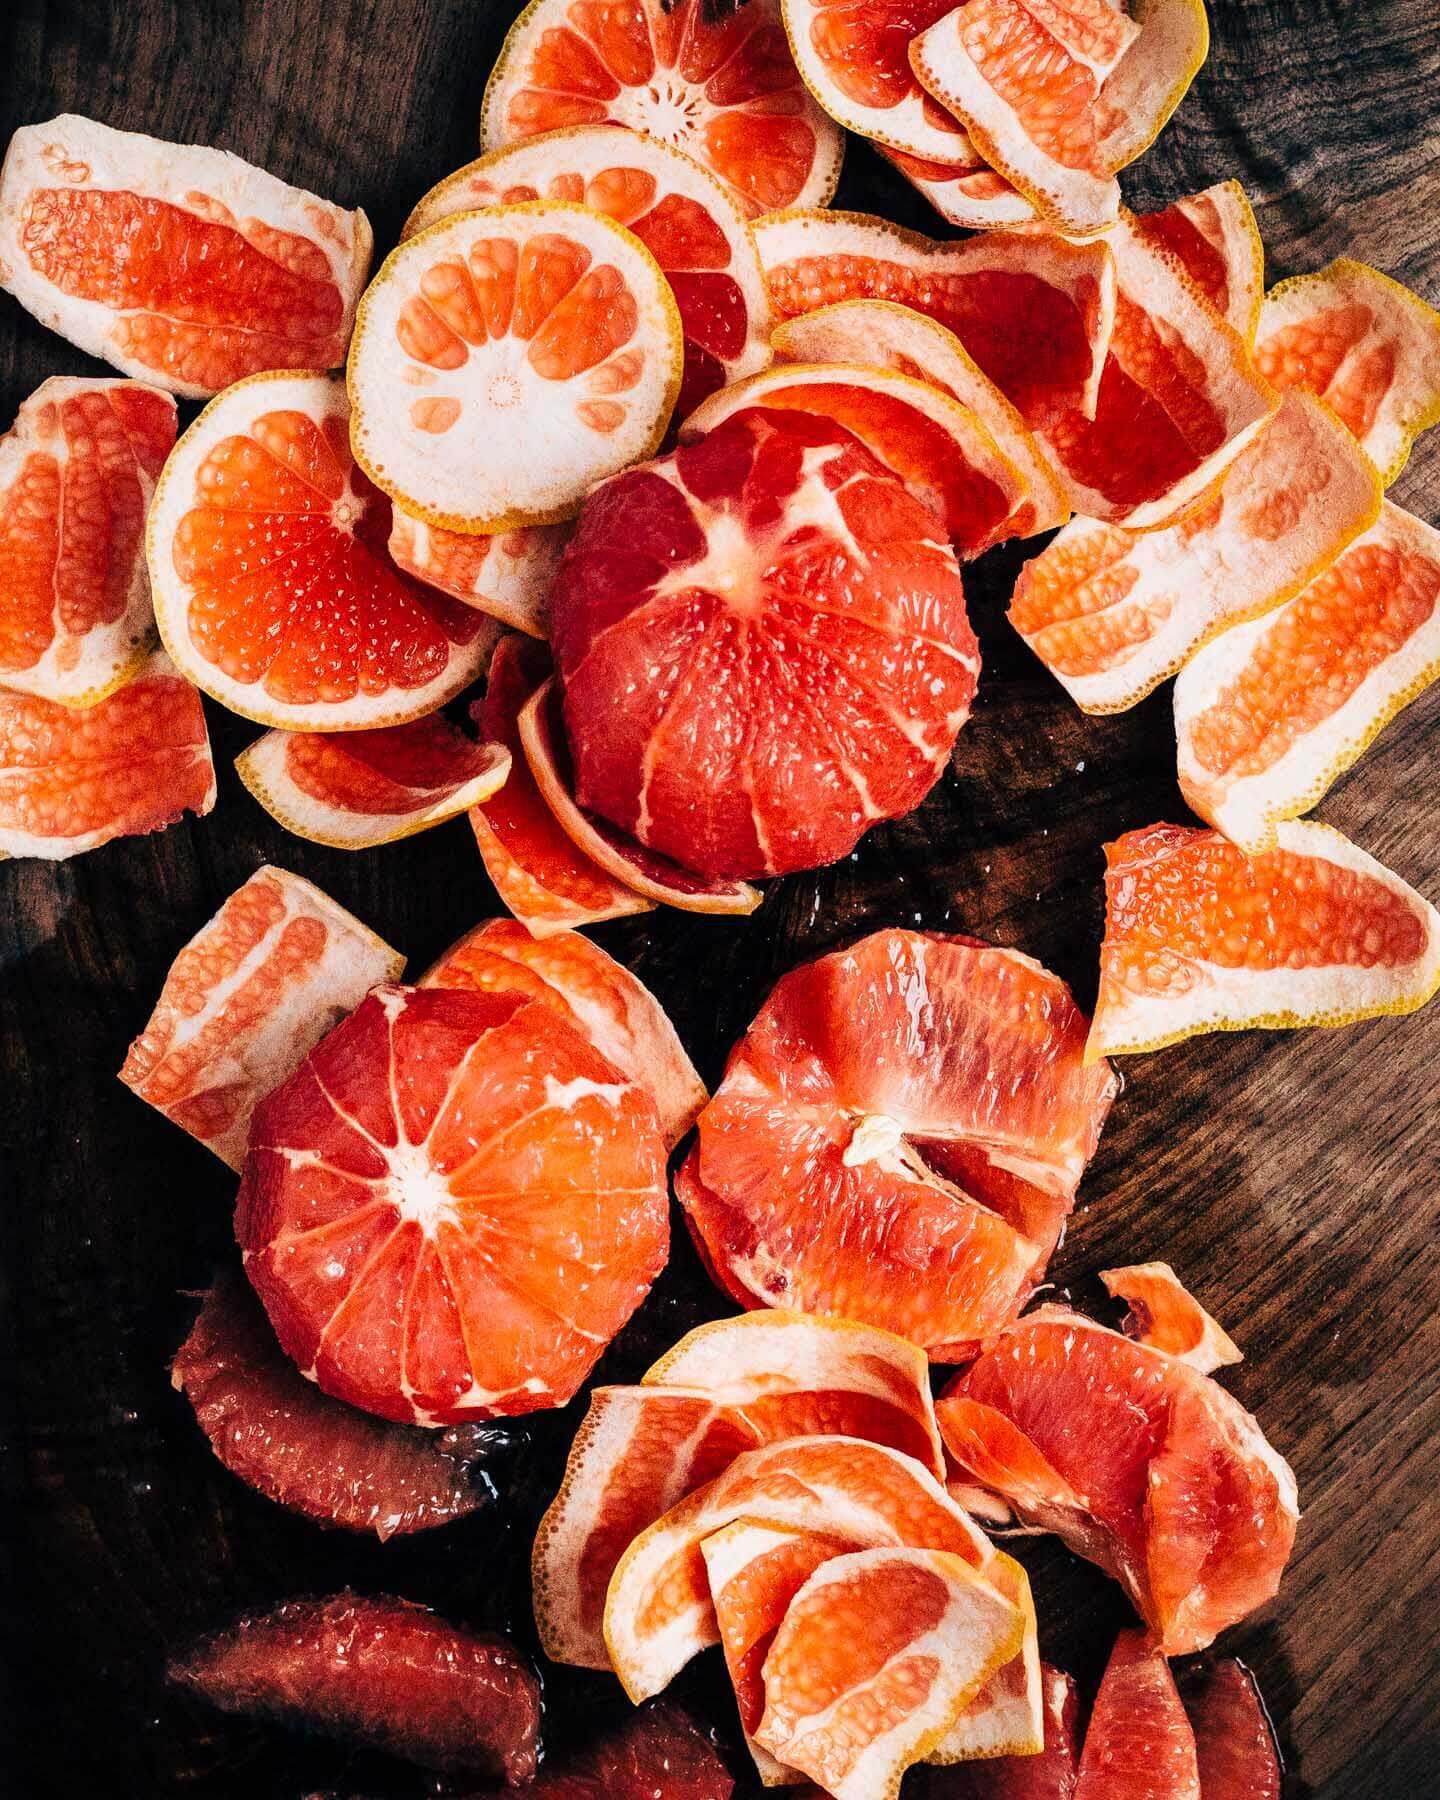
[0,377,175,708]
[877,141,1037,232]
[1088,819,1440,1058]
[120,864,403,1167]
[1101,1262,1244,1375]
[388,513,566,637]
[1073,1629,1200,1800]
[939,1664,1080,1799]
[1136,180,1265,343]
[0,114,371,396]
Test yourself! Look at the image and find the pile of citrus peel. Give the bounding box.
[2,0,1437,1792]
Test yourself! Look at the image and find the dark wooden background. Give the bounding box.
[2,2,1437,1796]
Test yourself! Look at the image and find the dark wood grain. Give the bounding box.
[2,3,1437,1797]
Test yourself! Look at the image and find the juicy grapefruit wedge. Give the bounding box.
[1253,257,1440,485]
[1174,500,1440,851]
[236,982,669,1424]
[0,376,175,708]
[1009,389,1383,713]
[400,125,771,419]
[1100,1263,1243,1376]
[681,929,1118,1356]
[347,200,683,533]
[120,864,403,1169]
[1074,1630,1199,1800]
[937,1663,1080,1799]
[481,0,844,219]
[878,141,1037,232]
[237,715,509,850]
[388,512,566,637]
[1088,820,1440,1058]
[754,209,1116,426]
[147,370,494,731]
[420,916,706,1148]
[524,1701,737,1799]
[1136,181,1265,344]
[937,1306,1300,1654]
[1181,1660,1282,1800]
[546,404,978,882]
[0,647,214,860]
[0,115,372,397]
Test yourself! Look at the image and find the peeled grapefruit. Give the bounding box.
[1100,1262,1243,1375]
[522,1702,736,1799]
[387,513,566,637]
[1072,1629,1199,1800]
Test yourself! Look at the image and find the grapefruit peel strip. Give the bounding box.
[388,512,567,638]
[1142,180,1266,344]
[1100,1263,1244,1375]
[927,1548,1044,1763]
[876,142,1040,233]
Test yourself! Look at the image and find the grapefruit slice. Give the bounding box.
[401,126,770,418]
[1073,1630,1199,1800]
[0,647,214,860]
[1253,258,1440,484]
[755,209,1116,426]
[1100,1263,1243,1376]
[236,982,669,1423]
[147,371,493,731]
[481,0,844,219]
[1088,819,1440,1058]
[938,1664,1080,1799]
[547,404,978,882]
[347,201,683,533]
[1137,181,1264,343]
[1009,389,1383,713]
[0,115,371,397]
[0,376,175,708]
[1181,1660,1282,1800]
[682,930,1118,1355]
[387,512,566,637]
[1174,501,1440,851]
[469,635,654,934]
[878,141,1038,231]
[120,864,403,1168]
[172,1272,489,1538]
[937,1306,1300,1654]
[524,1702,737,1799]
[420,916,706,1148]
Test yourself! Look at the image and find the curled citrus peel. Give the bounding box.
[877,140,1037,232]
[388,513,566,637]
[1101,1262,1244,1375]
[1137,180,1266,343]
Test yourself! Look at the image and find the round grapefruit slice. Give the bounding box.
[347,201,683,533]
[547,405,978,882]
[236,982,669,1424]
[877,140,1037,231]
[0,647,214,860]
[1181,1660,1282,1800]
[148,371,493,730]
[401,126,770,418]
[481,0,844,219]
[1088,819,1440,1058]
[120,864,403,1169]
[1100,1263,1243,1376]
[1174,501,1440,852]
[1136,181,1265,343]
[0,114,372,397]
[1073,1630,1199,1800]
[940,1663,1080,1799]
[388,513,567,637]
[0,376,175,708]
[1253,257,1440,484]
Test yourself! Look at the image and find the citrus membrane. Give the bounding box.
[877,140,1037,231]
[1100,1262,1244,1376]
[1137,179,1265,342]
[388,512,567,637]
[1073,1629,1200,1800]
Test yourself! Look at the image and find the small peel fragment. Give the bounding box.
[388,511,566,636]
[1101,1262,1244,1375]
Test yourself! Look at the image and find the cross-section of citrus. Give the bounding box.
[1073,1629,1200,1800]
[1100,1262,1243,1374]
[236,982,669,1424]
[0,115,372,396]
[388,513,566,637]
[1136,180,1265,343]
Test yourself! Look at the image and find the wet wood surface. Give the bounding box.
[2,1,1438,1795]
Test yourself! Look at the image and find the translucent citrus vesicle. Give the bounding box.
[877,140,1037,231]
[1100,1262,1244,1375]
[0,115,372,397]
[0,376,175,708]
[388,512,567,637]
[0,647,215,860]
[236,983,669,1424]
[1089,819,1440,1057]
[1180,1660,1283,1800]
[120,864,404,1168]
[1174,501,1440,852]
[482,0,844,219]
[1073,1630,1200,1800]
[1136,180,1265,343]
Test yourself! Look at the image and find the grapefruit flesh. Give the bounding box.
[1136,181,1265,343]
[547,406,979,882]
[120,864,403,1169]
[387,513,567,637]
[877,140,1036,231]
[0,647,214,860]
[0,115,372,397]
[1073,1630,1199,1800]
[522,1701,735,1799]
[481,0,844,219]
[0,376,175,708]
[236,983,669,1424]
[932,1664,1080,1799]
[1181,1660,1282,1800]
[1100,1263,1243,1376]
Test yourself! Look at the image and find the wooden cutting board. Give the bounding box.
[1,2,1436,1795]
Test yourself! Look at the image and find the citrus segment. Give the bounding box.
[0,376,175,708]
[0,647,214,860]
[147,371,494,730]
[1137,181,1264,343]
[755,210,1116,425]
[1100,1263,1243,1375]
[1073,1630,1199,1800]
[347,201,683,532]
[236,983,669,1424]
[481,0,844,219]
[388,512,567,636]
[1089,819,1440,1057]
[1181,1660,1282,1800]
[120,864,403,1168]
[877,141,1038,231]
[0,115,372,396]
[237,716,509,850]
[1009,390,1382,712]
[939,1664,1080,1798]
[524,1702,738,1798]
[1174,502,1440,850]
[1253,257,1440,483]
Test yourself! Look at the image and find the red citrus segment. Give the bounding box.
[388,512,566,637]
[1100,1264,1243,1376]
[0,115,372,396]
[120,865,403,1168]
[0,376,176,707]
[1090,820,1440,1057]
[878,140,1037,231]
[168,1593,540,1781]
[482,0,843,219]
[1136,182,1265,343]
[0,647,214,860]
[1181,1661,1282,1800]
[236,983,669,1424]
[1074,1631,1199,1800]
[935,1664,1080,1799]
[524,1701,736,1798]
